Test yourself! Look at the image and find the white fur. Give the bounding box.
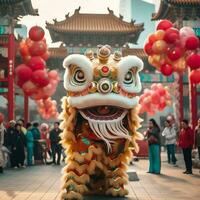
[63,54,93,92]
[117,56,143,94]
[67,93,139,109]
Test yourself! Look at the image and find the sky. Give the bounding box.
[20,0,155,46]
[20,0,120,46]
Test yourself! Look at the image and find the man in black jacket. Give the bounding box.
[50,122,62,165]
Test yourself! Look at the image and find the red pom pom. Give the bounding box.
[27,56,46,71]
[31,70,49,87]
[157,20,173,31]
[190,70,200,84]
[164,28,180,44]
[160,63,173,76]
[185,36,199,50]
[186,54,200,70]
[167,47,182,61]
[29,26,45,41]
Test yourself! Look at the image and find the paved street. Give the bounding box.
[0,153,200,200]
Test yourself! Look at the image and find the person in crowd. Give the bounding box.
[162,119,177,165]
[178,119,194,174]
[12,123,26,168]
[40,123,51,159]
[50,122,62,165]
[17,119,27,135]
[4,120,16,167]
[0,120,6,173]
[146,119,161,174]
[32,122,41,140]
[26,123,34,166]
[195,118,200,160]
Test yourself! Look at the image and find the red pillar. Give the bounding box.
[24,94,29,125]
[189,69,198,130]
[178,74,184,124]
[7,34,15,121]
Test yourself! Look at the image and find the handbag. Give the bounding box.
[148,135,158,144]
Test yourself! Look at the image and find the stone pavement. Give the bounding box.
[0,153,200,200]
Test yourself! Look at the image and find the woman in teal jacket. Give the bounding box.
[26,123,34,166]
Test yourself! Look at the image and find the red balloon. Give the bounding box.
[151,92,160,104]
[167,47,182,61]
[29,26,45,41]
[31,70,49,87]
[0,113,4,123]
[26,38,34,48]
[164,28,180,44]
[41,51,49,61]
[160,63,173,76]
[22,55,32,64]
[22,81,37,96]
[190,70,200,84]
[19,41,29,57]
[186,54,200,70]
[144,43,153,55]
[156,20,173,31]
[29,41,47,56]
[148,34,157,44]
[15,64,33,82]
[27,56,46,71]
[185,36,199,50]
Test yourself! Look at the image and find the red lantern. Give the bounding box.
[156,20,173,31]
[185,36,199,50]
[0,113,4,123]
[164,28,179,44]
[31,70,50,87]
[29,41,47,56]
[15,64,33,82]
[167,47,182,61]
[27,56,46,71]
[186,54,200,70]
[160,63,173,76]
[29,26,45,41]
[144,43,153,55]
[190,70,200,84]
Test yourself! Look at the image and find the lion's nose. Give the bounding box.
[97,78,113,94]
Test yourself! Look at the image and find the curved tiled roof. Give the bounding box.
[152,0,200,21]
[122,48,147,59]
[46,7,144,33]
[0,0,38,17]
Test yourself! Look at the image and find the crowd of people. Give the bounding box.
[0,119,63,174]
[145,117,200,175]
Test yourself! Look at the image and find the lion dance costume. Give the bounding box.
[60,45,143,200]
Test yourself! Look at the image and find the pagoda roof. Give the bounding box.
[48,44,68,59]
[122,48,147,59]
[46,7,143,34]
[0,0,38,18]
[152,0,200,21]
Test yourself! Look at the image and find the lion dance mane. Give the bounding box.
[60,45,143,200]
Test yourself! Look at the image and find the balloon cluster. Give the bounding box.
[36,98,59,120]
[139,83,171,115]
[15,26,60,119]
[144,20,200,81]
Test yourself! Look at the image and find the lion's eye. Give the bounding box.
[123,70,134,84]
[71,68,86,85]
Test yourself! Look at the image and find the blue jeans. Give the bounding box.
[148,144,161,174]
[166,144,177,164]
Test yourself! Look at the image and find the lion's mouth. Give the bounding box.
[79,106,127,122]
